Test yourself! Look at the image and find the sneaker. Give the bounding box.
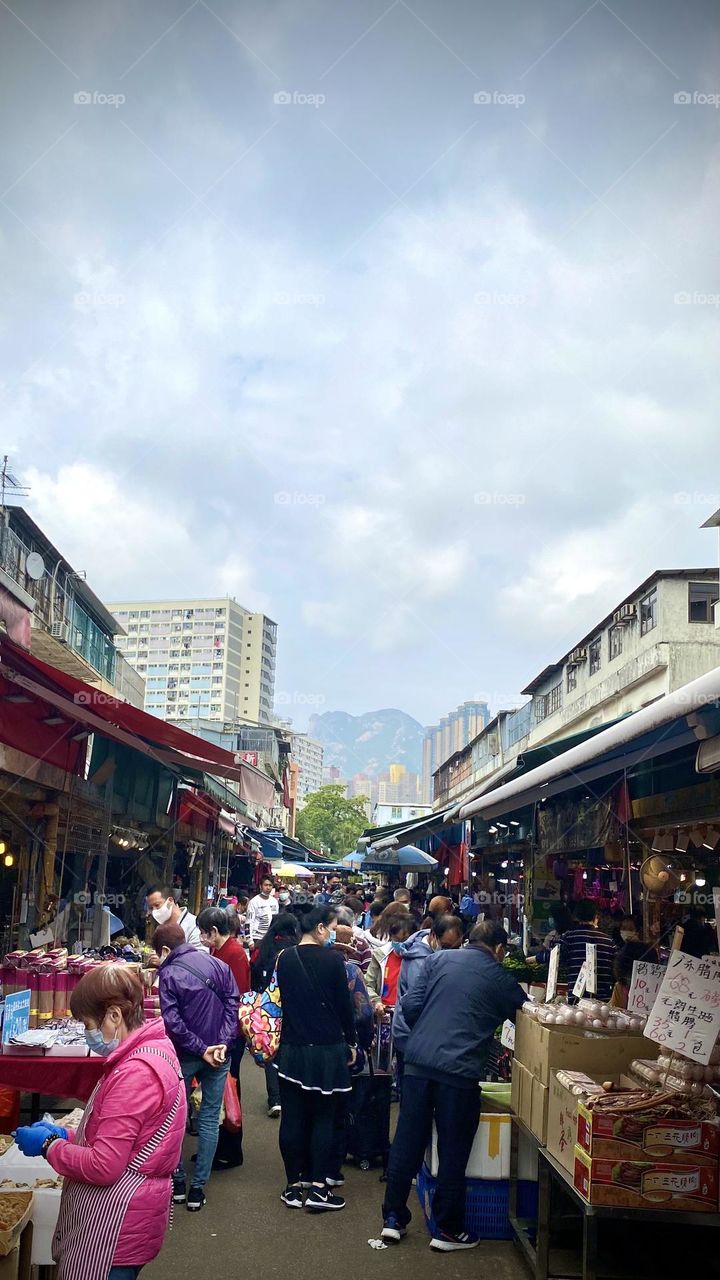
[172,1177,187,1205]
[186,1186,206,1213]
[305,1187,345,1212]
[268,1104,282,1118]
[281,1184,304,1209]
[430,1230,480,1252]
[326,1175,345,1187]
[381,1215,407,1244]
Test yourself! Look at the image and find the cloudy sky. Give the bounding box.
[2,0,719,729]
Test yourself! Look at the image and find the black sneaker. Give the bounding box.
[305,1187,345,1212]
[172,1177,187,1204]
[381,1214,407,1243]
[281,1184,304,1208]
[186,1186,206,1212]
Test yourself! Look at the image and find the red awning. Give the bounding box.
[0,635,276,809]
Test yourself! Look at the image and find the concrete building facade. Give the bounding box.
[433,569,720,811]
[289,732,324,804]
[108,597,277,725]
[422,700,491,800]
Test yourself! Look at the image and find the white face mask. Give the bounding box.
[152,900,173,925]
[620,930,635,941]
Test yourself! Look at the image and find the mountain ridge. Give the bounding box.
[308,707,425,779]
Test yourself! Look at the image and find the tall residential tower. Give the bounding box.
[108,597,277,726]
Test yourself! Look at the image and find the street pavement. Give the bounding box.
[145,1061,527,1280]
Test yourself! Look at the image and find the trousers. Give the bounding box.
[179,1054,230,1187]
[382,1072,481,1235]
[108,1269,142,1279]
[278,1076,340,1185]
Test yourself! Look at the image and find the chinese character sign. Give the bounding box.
[585,943,598,996]
[546,944,560,1002]
[644,951,720,1064]
[627,961,667,1015]
[1,989,30,1044]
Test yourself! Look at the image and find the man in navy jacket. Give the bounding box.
[380,922,527,1252]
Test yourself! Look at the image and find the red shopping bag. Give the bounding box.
[223,1074,242,1133]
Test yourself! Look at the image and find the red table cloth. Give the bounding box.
[0,1055,105,1101]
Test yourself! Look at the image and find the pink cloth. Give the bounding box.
[47,1019,186,1268]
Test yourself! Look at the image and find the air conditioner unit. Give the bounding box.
[619,603,637,621]
[567,647,587,666]
[50,621,69,642]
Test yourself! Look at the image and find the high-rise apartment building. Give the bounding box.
[422,700,491,801]
[108,597,277,725]
[289,732,324,804]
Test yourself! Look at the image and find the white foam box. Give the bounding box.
[45,1044,88,1057]
[426,1112,512,1179]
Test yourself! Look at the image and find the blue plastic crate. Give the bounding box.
[416,1163,538,1241]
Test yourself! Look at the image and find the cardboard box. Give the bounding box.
[577,1102,720,1167]
[573,1145,718,1212]
[513,1010,657,1087]
[547,1074,587,1175]
[512,1059,549,1144]
[0,1195,32,1258]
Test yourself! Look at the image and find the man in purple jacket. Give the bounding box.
[154,922,240,1213]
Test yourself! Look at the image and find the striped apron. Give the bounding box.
[53,1047,184,1280]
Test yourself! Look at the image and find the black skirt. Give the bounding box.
[276,1041,352,1095]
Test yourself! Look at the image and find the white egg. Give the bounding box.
[628,1019,642,1033]
[544,1014,557,1026]
[599,1005,610,1019]
[592,1019,604,1030]
[604,1018,616,1032]
[574,1011,585,1026]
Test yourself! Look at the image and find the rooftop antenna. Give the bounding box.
[1,455,29,528]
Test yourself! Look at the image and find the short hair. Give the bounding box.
[335,905,356,927]
[152,922,186,955]
[433,914,464,943]
[343,896,364,914]
[197,907,230,937]
[147,884,177,902]
[393,888,411,903]
[370,902,410,940]
[470,920,508,949]
[576,900,599,924]
[70,962,144,1030]
[259,875,274,887]
[369,901,385,921]
[389,915,416,941]
[428,895,452,918]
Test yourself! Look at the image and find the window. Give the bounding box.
[640,587,657,635]
[589,636,602,675]
[391,806,402,819]
[566,665,577,692]
[535,682,562,722]
[608,625,623,661]
[689,581,719,623]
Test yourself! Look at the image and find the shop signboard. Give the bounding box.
[501,1019,516,1050]
[546,944,560,1002]
[1,989,30,1044]
[644,951,720,1064]
[627,960,666,1016]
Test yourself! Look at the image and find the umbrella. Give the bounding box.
[363,844,438,870]
[275,862,314,879]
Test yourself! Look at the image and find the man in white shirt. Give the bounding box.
[246,876,279,945]
[146,885,203,948]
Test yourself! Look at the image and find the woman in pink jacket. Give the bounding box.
[14,963,187,1280]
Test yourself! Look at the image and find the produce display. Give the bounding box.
[524,998,646,1034]
[0,1192,31,1230]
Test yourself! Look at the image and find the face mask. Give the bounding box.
[620,930,635,941]
[152,901,173,925]
[85,1027,120,1057]
[391,941,405,954]
[324,929,337,947]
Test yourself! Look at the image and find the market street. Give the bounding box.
[145,1061,526,1280]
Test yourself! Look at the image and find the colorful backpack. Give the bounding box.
[238,971,282,1065]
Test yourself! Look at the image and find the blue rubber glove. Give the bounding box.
[43,1124,69,1142]
[13,1124,54,1157]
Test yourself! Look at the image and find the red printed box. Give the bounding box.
[574,1146,719,1212]
[577,1102,720,1167]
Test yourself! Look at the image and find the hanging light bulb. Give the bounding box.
[582,871,588,881]
[0,841,5,856]
[3,853,14,868]
[695,876,707,888]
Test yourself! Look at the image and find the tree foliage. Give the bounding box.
[295,784,369,858]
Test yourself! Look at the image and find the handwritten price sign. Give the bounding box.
[627,960,666,1015]
[644,951,720,1063]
